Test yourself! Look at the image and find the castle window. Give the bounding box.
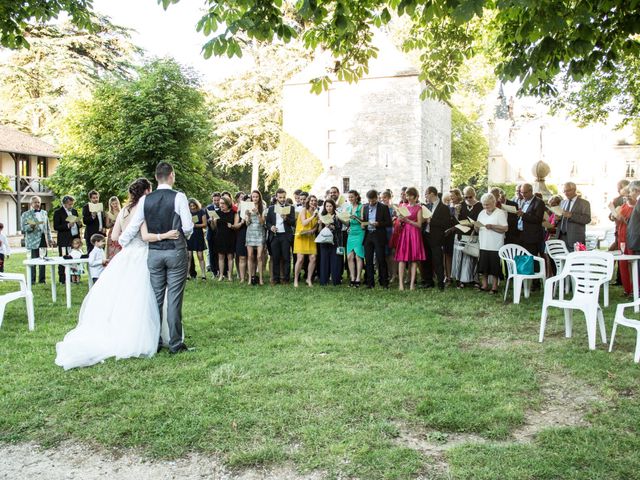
[342,177,350,193]
[378,145,392,168]
[625,159,636,179]
[37,157,48,178]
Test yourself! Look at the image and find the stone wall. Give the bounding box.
[282,74,451,199]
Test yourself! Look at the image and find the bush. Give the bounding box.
[279,132,323,194]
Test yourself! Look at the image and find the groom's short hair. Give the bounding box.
[155,162,174,181]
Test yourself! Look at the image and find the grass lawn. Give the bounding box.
[1,252,639,479]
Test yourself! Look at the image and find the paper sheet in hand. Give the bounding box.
[501,204,518,214]
[66,215,78,223]
[88,202,103,213]
[207,209,219,220]
[240,201,254,217]
[421,205,432,219]
[458,219,472,226]
[454,224,471,233]
[472,220,485,229]
[275,205,291,215]
[192,215,199,223]
[548,205,563,217]
[337,211,351,222]
[320,214,334,225]
[396,206,410,217]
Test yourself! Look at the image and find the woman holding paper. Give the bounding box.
[186,198,208,280]
[233,192,249,283]
[394,187,426,291]
[452,186,482,289]
[214,196,238,281]
[245,190,266,285]
[318,199,344,286]
[293,195,319,287]
[476,193,508,294]
[105,196,122,260]
[343,190,365,288]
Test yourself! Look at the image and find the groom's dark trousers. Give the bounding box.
[148,249,188,350]
[145,188,188,352]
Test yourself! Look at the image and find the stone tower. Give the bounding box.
[281,33,451,198]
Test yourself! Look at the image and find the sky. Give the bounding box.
[93,0,249,83]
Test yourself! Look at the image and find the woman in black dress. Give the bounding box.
[214,196,238,281]
[187,199,208,280]
[233,191,248,283]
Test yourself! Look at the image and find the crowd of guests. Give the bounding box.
[30,177,640,294]
[178,181,595,291]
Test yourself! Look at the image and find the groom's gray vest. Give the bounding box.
[144,189,187,251]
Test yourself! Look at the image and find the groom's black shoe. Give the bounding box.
[169,343,190,354]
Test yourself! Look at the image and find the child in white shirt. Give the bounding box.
[0,222,10,272]
[69,237,84,283]
[88,234,109,284]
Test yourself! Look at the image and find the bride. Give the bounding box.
[55,178,180,370]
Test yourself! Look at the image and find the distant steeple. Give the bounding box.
[495,83,509,120]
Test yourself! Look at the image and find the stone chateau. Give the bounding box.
[282,33,451,198]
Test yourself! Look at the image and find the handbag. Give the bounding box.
[462,234,480,258]
[315,226,334,244]
[514,254,534,274]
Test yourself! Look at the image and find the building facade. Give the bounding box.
[282,34,451,198]
[0,125,59,236]
[486,85,640,226]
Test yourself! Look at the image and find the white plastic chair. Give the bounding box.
[539,251,613,350]
[498,244,546,304]
[0,273,35,331]
[609,299,640,363]
[545,239,570,297]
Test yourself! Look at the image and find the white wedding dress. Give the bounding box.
[55,212,162,370]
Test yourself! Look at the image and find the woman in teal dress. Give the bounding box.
[343,190,365,287]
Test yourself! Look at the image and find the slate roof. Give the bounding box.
[0,125,59,158]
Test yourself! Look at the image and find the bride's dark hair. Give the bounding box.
[127,178,152,209]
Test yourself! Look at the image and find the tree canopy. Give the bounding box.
[48,58,217,204]
[0,14,139,139]
[4,1,639,122]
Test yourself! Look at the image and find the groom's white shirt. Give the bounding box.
[119,183,194,247]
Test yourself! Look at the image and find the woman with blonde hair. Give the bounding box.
[105,196,122,260]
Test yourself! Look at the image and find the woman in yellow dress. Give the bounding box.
[293,195,319,287]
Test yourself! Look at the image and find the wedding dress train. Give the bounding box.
[55,233,160,370]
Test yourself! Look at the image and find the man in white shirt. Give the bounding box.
[119,163,194,354]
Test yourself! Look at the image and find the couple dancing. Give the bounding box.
[55,162,195,370]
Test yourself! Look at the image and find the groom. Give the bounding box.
[119,162,194,353]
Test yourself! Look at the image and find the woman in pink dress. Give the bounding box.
[394,187,426,290]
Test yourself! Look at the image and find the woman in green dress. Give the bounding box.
[342,190,365,287]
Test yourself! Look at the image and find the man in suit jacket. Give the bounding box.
[362,189,392,288]
[558,182,591,251]
[265,188,296,284]
[206,192,221,276]
[82,190,107,255]
[515,183,545,257]
[491,187,520,245]
[422,186,453,290]
[53,195,82,284]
